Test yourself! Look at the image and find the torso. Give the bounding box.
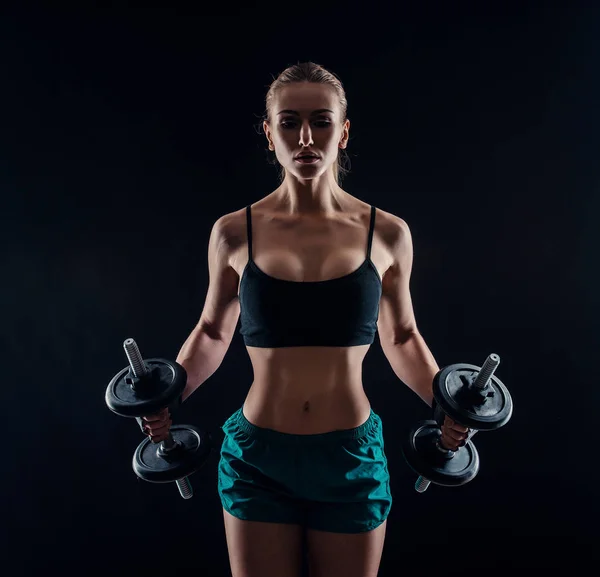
[226,191,397,434]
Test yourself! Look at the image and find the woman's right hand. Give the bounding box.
[140,407,172,443]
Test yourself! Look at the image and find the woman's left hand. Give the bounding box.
[440,415,470,451]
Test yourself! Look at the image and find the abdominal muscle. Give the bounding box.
[242,344,372,434]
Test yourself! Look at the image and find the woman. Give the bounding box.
[142,62,468,577]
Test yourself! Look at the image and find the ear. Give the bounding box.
[339,118,350,149]
[263,120,274,150]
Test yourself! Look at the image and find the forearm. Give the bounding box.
[381,331,440,407]
[176,327,229,402]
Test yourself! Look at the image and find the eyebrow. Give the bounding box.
[277,109,334,116]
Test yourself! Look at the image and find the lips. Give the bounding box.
[295,153,319,159]
[295,156,320,164]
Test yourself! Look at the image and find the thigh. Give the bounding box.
[306,520,387,577]
[223,508,304,577]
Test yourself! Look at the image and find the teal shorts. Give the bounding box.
[217,407,392,534]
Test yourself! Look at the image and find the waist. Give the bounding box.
[243,345,370,433]
[243,380,370,435]
[232,405,378,444]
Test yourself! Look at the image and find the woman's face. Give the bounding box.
[264,82,350,180]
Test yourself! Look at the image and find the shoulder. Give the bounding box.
[210,206,248,249]
[211,194,279,250]
[373,206,412,252]
[205,207,251,276]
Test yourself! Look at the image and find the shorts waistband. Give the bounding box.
[225,407,380,445]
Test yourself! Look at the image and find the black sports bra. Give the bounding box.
[238,205,382,348]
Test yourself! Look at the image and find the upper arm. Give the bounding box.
[197,215,241,343]
[377,217,418,344]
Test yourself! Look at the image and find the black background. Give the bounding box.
[3,1,599,575]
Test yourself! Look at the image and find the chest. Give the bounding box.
[232,213,393,284]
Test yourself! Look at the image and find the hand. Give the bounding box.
[440,415,470,451]
[141,407,172,444]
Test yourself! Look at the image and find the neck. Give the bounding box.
[273,169,345,217]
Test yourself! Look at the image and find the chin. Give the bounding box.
[290,164,329,179]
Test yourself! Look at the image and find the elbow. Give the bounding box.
[196,321,225,342]
[391,327,419,346]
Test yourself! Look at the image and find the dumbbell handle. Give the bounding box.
[124,339,193,500]
[414,354,500,493]
[415,429,479,492]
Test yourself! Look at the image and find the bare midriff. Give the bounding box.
[229,193,394,435]
[243,344,372,434]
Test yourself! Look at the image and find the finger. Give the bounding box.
[439,437,460,451]
[148,431,172,443]
[149,434,169,444]
[146,420,172,435]
[448,427,469,439]
[442,432,467,449]
[444,416,467,432]
[143,410,170,423]
[144,423,168,436]
[142,415,160,423]
[442,427,467,442]
[451,423,469,433]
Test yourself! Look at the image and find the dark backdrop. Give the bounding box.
[2,2,598,576]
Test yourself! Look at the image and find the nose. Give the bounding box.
[299,120,314,147]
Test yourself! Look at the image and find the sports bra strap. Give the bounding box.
[367,205,376,260]
[246,205,253,262]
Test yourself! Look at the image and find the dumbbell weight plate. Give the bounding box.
[433,363,513,431]
[105,358,186,418]
[402,420,480,487]
[133,424,212,483]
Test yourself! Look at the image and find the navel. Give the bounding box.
[303,401,311,413]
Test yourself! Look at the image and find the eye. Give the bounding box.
[280,119,332,129]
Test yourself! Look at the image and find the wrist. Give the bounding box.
[431,396,446,426]
[168,393,183,415]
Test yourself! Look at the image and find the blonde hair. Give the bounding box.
[263,62,351,184]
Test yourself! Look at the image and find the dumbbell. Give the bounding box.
[402,353,513,493]
[105,338,213,499]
